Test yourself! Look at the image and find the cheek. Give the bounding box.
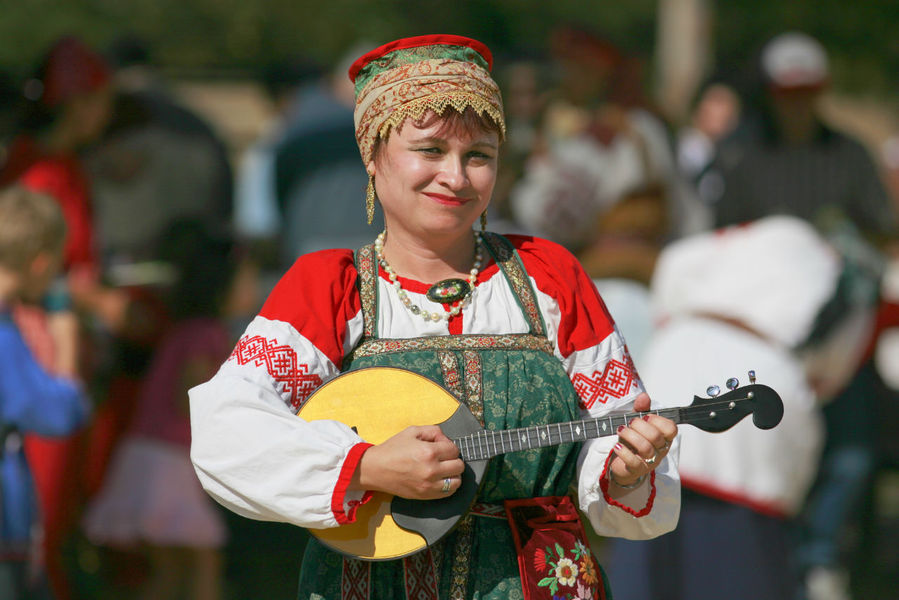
[471,165,498,197]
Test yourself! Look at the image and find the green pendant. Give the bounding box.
[427,278,470,304]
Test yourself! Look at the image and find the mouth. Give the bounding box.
[424,192,472,206]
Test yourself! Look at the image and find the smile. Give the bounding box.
[424,193,472,206]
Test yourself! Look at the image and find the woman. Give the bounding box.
[190,35,680,600]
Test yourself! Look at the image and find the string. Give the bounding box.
[455,393,765,461]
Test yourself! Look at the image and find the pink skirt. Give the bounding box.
[82,436,227,549]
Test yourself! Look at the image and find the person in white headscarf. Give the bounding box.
[602,215,878,600]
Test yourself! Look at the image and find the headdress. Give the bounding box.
[349,34,505,166]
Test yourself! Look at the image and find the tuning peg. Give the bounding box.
[726,377,739,391]
[706,385,721,397]
[748,370,756,384]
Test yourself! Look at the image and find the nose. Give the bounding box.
[435,155,469,190]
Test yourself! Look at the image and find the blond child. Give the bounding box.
[0,185,90,599]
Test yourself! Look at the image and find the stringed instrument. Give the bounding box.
[297,366,783,561]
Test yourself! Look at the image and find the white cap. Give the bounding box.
[761,32,829,89]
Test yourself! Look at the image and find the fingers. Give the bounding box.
[632,392,652,413]
[412,426,461,461]
[609,409,678,488]
[623,415,676,456]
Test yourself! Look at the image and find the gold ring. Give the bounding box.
[441,478,452,493]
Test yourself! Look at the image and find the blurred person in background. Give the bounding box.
[83,220,258,600]
[603,216,879,600]
[233,57,325,271]
[711,31,897,600]
[489,49,551,231]
[77,34,241,542]
[509,25,708,286]
[675,77,741,211]
[271,42,383,270]
[0,186,90,600]
[100,34,233,229]
[0,36,121,600]
[712,32,895,240]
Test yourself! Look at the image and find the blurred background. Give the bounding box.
[1,1,897,599]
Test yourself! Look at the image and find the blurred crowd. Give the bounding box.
[1,25,898,600]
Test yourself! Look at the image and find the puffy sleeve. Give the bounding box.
[513,235,680,539]
[0,322,90,436]
[189,249,373,529]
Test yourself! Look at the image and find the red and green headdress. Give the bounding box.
[349,34,506,164]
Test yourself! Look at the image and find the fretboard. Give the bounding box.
[453,408,682,462]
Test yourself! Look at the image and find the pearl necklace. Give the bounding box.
[374,231,484,322]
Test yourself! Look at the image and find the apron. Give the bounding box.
[297,233,612,600]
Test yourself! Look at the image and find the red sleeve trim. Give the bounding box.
[598,451,656,518]
[332,442,374,524]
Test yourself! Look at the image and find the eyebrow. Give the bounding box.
[409,136,499,150]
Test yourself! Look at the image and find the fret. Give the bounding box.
[569,421,575,442]
[526,427,533,449]
[557,422,563,445]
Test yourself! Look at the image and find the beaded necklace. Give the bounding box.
[374,231,484,322]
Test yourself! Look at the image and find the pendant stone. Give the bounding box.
[426,278,471,304]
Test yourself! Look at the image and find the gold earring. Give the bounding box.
[480,210,488,232]
[365,175,376,225]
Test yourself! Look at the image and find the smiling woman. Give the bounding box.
[189,34,681,600]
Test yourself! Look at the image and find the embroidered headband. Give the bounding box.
[349,34,506,165]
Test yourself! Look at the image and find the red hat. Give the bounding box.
[348,34,493,85]
[39,36,111,107]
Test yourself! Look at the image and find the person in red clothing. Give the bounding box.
[0,36,120,600]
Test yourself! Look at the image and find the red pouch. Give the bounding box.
[504,496,606,600]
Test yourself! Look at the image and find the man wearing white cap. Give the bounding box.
[713,31,895,239]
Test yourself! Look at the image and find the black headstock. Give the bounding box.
[683,383,784,433]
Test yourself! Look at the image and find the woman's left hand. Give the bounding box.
[607,392,677,491]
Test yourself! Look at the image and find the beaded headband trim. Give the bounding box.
[349,35,505,164]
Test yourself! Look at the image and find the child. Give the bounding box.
[82,220,258,600]
[0,185,90,599]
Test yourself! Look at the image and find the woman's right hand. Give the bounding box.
[349,425,464,499]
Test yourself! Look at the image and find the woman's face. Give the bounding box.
[369,113,499,241]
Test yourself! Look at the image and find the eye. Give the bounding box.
[467,150,495,163]
[416,146,443,156]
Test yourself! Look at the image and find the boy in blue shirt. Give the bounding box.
[0,185,89,599]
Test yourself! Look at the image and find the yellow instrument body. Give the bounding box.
[298,367,464,560]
